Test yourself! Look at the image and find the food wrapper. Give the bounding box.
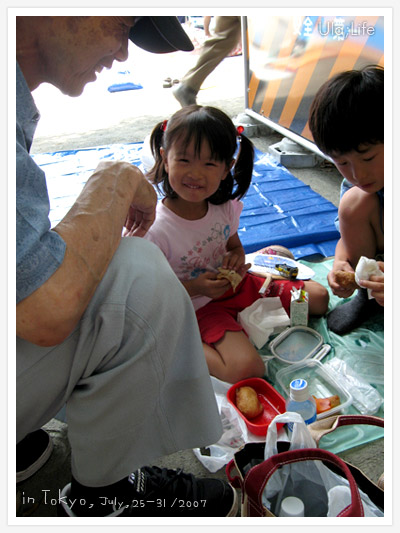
[355,256,384,299]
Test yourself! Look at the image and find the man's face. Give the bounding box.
[47,16,137,96]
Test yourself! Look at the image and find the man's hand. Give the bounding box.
[17,160,152,346]
[123,175,157,237]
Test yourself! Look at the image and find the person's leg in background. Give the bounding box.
[173,16,241,106]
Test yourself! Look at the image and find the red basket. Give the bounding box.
[227,377,286,436]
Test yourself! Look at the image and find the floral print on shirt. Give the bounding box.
[179,222,231,279]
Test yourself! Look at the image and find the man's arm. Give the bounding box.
[16,161,157,347]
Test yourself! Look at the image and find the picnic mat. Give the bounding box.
[32,143,340,260]
[33,143,382,455]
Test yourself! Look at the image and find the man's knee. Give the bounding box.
[114,238,190,314]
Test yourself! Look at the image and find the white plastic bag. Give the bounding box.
[192,378,265,472]
[325,357,384,415]
[238,297,290,349]
[262,412,332,516]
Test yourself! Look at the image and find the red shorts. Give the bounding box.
[195,273,304,346]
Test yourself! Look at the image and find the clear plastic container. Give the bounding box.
[276,359,353,419]
[269,326,324,364]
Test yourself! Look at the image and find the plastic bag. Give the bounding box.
[325,357,384,414]
[262,412,333,516]
[192,378,265,472]
[327,485,383,517]
[261,412,383,516]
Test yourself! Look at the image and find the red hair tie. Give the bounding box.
[161,119,168,132]
[236,125,244,135]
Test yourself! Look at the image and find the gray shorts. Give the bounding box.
[16,238,222,486]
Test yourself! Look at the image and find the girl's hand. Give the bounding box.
[184,272,231,299]
[328,260,356,298]
[358,261,384,306]
[221,250,251,276]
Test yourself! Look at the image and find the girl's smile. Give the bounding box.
[161,138,233,214]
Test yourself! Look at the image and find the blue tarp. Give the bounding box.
[33,143,340,259]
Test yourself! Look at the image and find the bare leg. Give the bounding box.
[203,330,265,384]
[339,188,383,268]
[303,280,329,316]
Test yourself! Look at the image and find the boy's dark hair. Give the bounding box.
[147,105,254,205]
[308,64,384,155]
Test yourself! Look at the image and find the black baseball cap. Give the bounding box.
[130,16,194,54]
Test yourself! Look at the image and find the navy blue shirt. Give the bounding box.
[16,62,66,303]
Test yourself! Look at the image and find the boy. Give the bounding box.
[308,65,384,334]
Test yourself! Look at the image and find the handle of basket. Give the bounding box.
[308,414,384,446]
[243,447,364,517]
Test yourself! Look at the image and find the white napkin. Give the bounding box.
[355,256,384,299]
[238,297,290,349]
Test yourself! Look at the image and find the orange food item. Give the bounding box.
[335,271,357,290]
[236,386,264,419]
[313,394,341,414]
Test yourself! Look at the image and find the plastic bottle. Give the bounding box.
[286,378,317,430]
[279,496,305,517]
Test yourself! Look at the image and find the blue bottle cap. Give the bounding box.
[290,378,307,391]
[289,379,310,402]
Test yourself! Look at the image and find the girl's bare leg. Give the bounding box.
[203,330,265,383]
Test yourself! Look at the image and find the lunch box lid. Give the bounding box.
[269,326,324,364]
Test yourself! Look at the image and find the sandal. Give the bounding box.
[163,78,180,88]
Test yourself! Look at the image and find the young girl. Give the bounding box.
[141,105,329,383]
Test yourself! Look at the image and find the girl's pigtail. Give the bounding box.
[231,133,254,200]
[147,121,166,186]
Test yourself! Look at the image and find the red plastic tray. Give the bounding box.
[227,377,286,436]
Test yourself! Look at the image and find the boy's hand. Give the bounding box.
[328,261,356,298]
[358,261,384,306]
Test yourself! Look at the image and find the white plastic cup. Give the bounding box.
[279,496,305,517]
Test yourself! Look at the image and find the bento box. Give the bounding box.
[227,377,286,436]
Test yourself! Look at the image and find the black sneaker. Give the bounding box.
[58,466,238,517]
[16,429,53,483]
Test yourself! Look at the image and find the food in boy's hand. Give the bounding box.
[335,270,357,290]
[217,267,242,292]
[312,394,341,414]
[236,386,264,418]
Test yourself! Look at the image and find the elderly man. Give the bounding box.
[16,16,237,517]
